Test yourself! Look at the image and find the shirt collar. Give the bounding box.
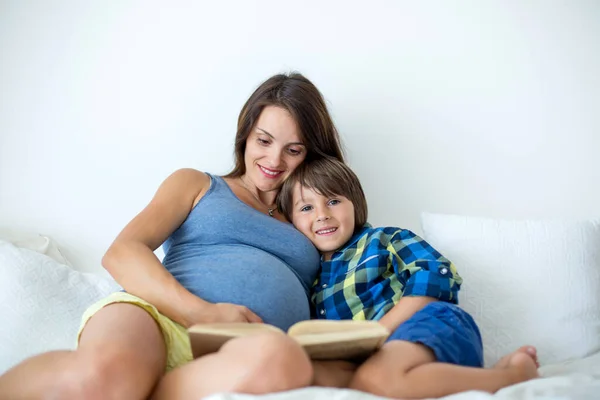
[321,223,373,262]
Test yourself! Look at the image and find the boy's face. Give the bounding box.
[290,182,355,261]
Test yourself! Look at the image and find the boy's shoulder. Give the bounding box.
[361,224,418,240]
[340,224,419,252]
[331,225,425,261]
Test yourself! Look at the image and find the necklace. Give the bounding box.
[239,176,276,217]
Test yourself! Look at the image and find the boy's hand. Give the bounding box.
[379,296,437,332]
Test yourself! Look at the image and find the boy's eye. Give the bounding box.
[300,205,313,212]
[328,199,340,206]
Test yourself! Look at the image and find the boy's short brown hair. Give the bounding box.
[277,157,368,231]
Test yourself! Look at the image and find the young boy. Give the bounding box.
[277,157,539,399]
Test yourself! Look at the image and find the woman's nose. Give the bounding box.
[267,148,282,167]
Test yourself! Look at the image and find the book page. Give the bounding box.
[288,319,389,336]
[294,332,388,360]
[188,323,283,358]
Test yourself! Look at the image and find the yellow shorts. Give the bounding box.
[77,292,193,371]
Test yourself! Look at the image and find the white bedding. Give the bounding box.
[205,351,600,400]
[0,239,120,373]
[2,233,600,399]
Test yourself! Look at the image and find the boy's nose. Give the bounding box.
[317,215,331,222]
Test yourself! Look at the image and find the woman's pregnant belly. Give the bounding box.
[163,244,311,331]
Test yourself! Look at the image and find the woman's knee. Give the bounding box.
[56,302,167,398]
[222,332,313,393]
[53,344,164,400]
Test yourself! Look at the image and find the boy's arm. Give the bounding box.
[378,228,462,332]
[379,296,437,332]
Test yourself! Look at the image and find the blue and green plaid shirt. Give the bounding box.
[312,224,462,321]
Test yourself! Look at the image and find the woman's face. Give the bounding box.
[244,106,306,192]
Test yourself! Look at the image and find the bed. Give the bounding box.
[1,212,599,399]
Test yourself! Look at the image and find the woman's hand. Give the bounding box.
[181,301,264,327]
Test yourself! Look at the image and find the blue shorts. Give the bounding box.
[387,301,483,368]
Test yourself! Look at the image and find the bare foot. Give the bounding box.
[495,346,539,369]
[494,347,540,384]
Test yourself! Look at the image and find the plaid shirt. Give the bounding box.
[312,224,462,321]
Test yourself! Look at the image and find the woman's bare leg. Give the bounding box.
[0,303,166,400]
[152,332,313,400]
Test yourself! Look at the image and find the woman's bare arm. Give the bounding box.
[102,168,261,327]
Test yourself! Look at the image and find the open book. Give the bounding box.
[188,320,390,360]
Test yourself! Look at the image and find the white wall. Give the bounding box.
[1,1,599,272]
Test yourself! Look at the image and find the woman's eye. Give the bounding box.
[300,205,313,212]
[257,138,269,145]
[328,199,340,206]
[288,148,303,156]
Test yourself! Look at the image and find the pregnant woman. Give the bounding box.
[0,72,345,400]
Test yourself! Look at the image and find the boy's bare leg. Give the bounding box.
[350,341,539,399]
[312,360,358,388]
[152,331,313,400]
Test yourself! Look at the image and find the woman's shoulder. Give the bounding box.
[168,167,209,180]
[159,168,212,204]
[165,168,212,186]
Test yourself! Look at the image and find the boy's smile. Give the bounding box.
[290,182,355,260]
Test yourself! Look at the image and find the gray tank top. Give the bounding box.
[161,173,320,331]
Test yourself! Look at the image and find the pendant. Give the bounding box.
[268,208,274,217]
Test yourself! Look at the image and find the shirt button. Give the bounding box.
[440,267,448,275]
[322,283,328,288]
[320,309,326,315]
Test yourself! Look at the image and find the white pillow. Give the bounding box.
[421,212,600,367]
[0,230,71,266]
[0,240,120,373]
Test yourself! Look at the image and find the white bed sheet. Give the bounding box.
[2,236,599,399]
[205,351,600,400]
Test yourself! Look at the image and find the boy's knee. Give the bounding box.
[351,340,436,397]
[222,332,313,393]
[350,362,395,397]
